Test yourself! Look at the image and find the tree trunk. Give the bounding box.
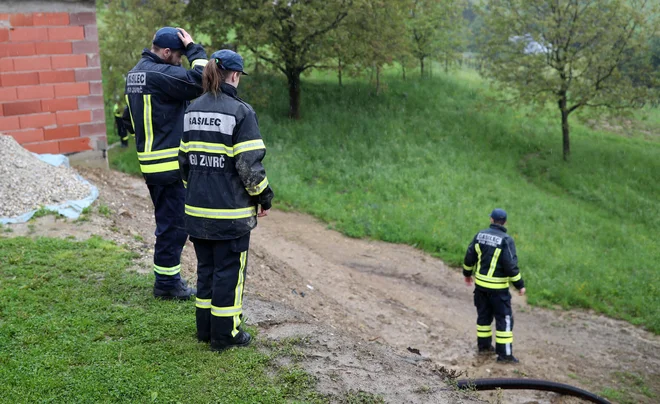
[376,65,381,95]
[558,95,570,161]
[444,55,449,73]
[402,63,406,81]
[338,58,343,87]
[430,58,433,78]
[287,71,301,120]
[420,57,424,77]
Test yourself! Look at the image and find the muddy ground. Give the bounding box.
[6,167,659,404]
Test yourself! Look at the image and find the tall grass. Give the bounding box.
[110,70,660,333]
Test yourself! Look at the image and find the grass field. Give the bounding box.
[0,236,334,403]
[109,69,660,334]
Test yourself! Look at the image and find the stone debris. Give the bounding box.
[0,134,92,218]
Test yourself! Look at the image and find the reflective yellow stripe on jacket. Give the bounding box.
[125,95,135,131]
[140,161,178,174]
[474,245,514,290]
[233,140,265,156]
[179,139,265,157]
[143,94,154,153]
[180,141,233,156]
[476,244,482,274]
[246,177,269,196]
[191,59,208,69]
[487,248,502,277]
[475,274,510,289]
[133,94,180,174]
[184,205,256,220]
[137,147,179,162]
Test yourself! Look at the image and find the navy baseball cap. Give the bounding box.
[210,49,248,75]
[490,208,507,221]
[153,27,184,50]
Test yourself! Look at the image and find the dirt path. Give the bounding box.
[9,167,659,403]
[250,211,660,403]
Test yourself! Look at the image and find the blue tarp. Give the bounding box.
[0,154,99,225]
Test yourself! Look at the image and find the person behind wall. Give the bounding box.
[179,49,274,351]
[462,208,526,363]
[113,100,129,147]
[124,27,208,300]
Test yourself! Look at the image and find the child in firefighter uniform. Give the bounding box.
[179,50,274,351]
[463,208,526,363]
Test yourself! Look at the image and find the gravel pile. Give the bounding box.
[0,134,92,218]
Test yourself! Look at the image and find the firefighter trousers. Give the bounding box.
[191,233,250,344]
[474,289,515,357]
[115,116,128,145]
[147,181,188,289]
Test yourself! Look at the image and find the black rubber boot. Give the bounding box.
[210,331,252,352]
[496,355,519,364]
[478,345,496,354]
[153,279,196,301]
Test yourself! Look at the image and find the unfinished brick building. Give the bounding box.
[0,0,106,155]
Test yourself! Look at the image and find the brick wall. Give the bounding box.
[0,11,106,155]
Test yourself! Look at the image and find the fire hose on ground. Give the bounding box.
[456,378,611,403]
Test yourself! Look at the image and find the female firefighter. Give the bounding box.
[178,49,274,351]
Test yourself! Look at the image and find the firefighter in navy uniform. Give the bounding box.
[113,101,129,147]
[124,27,208,300]
[463,208,526,363]
[179,49,273,351]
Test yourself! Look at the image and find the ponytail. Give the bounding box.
[202,60,231,95]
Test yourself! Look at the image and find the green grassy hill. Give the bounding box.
[110,70,660,333]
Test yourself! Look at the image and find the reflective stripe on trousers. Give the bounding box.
[154,263,181,276]
[192,235,250,342]
[477,324,492,338]
[216,251,247,337]
[148,182,186,288]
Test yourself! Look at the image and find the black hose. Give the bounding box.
[456,378,610,404]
